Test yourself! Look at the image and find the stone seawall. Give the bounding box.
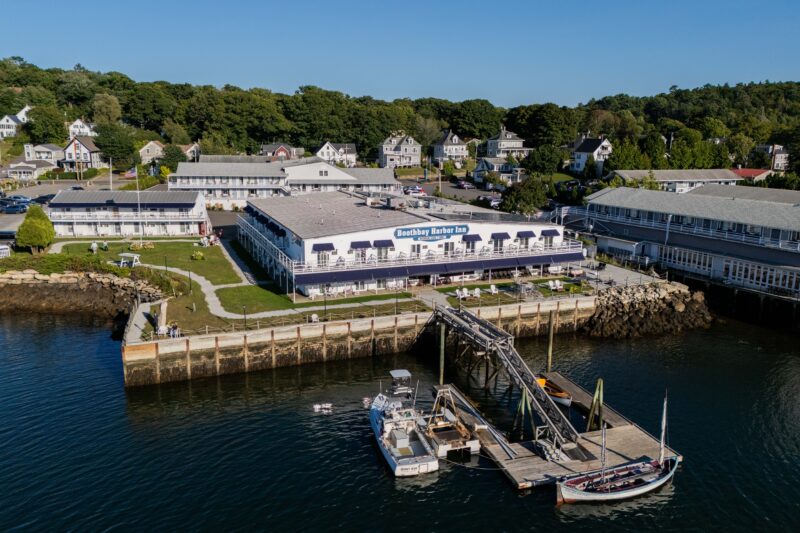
[122,298,598,387]
[0,270,162,317]
[583,282,712,338]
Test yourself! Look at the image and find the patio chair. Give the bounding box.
[473,288,481,299]
[548,280,556,291]
[554,280,564,291]
[489,284,498,295]
[310,314,319,323]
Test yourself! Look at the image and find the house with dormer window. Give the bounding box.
[67,119,98,138]
[0,105,31,139]
[63,136,107,171]
[379,133,421,168]
[433,130,468,165]
[486,127,532,159]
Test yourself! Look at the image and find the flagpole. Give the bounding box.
[109,157,113,189]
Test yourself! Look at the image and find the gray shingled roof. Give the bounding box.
[173,157,323,178]
[249,192,428,239]
[50,190,201,207]
[36,143,63,151]
[575,138,606,153]
[687,184,800,205]
[65,136,100,152]
[338,167,397,184]
[488,128,522,141]
[436,129,465,146]
[586,187,800,231]
[614,169,742,182]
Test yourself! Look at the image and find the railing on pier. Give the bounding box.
[433,306,580,448]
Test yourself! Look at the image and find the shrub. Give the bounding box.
[190,251,205,261]
[15,208,55,253]
[129,241,155,251]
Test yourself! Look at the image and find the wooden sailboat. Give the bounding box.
[556,392,678,504]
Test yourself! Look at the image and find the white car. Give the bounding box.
[407,190,427,197]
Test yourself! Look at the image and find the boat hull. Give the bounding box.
[369,401,439,477]
[556,458,678,504]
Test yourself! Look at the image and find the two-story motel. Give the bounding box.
[582,186,800,299]
[48,191,211,237]
[169,157,400,209]
[237,191,585,298]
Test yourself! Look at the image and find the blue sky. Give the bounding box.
[4,0,798,107]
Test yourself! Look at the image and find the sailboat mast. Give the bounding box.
[600,422,607,485]
[659,391,668,466]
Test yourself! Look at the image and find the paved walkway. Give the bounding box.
[416,287,451,309]
[125,298,167,344]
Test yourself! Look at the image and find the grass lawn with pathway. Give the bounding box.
[216,284,413,313]
[61,241,241,285]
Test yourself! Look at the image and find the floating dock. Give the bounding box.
[448,378,682,489]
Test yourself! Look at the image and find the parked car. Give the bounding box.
[457,181,476,189]
[2,203,28,214]
[69,185,85,191]
[489,198,502,209]
[406,189,427,197]
[7,194,31,204]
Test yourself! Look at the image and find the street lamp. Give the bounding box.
[324,283,330,321]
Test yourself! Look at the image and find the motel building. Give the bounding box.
[47,191,211,238]
[236,191,585,299]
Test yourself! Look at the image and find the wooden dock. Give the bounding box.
[451,375,682,489]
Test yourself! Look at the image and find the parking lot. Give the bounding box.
[399,178,500,203]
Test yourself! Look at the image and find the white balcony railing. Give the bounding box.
[565,207,800,253]
[238,215,583,276]
[48,212,206,222]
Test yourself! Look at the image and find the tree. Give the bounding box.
[123,83,176,131]
[160,144,187,172]
[748,150,771,169]
[699,117,730,139]
[523,144,565,174]
[500,177,548,214]
[727,133,755,166]
[92,93,121,125]
[583,155,597,179]
[605,138,647,171]
[449,99,503,139]
[25,105,67,144]
[668,139,694,169]
[16,206,55,253]
[442,160,456,177]
[413,116,443,149]
[163,118,191,144]
[94,123,136,168]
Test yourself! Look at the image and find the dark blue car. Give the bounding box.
[2,204,28,214]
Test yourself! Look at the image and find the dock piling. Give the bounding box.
[439,322,446,386]
[546,310,555,372]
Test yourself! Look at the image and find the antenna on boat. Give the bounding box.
[600,422,607,486]
[411,380,419,408]
[659,389,668,466]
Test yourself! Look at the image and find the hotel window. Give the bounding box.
[317,252,330,267]
[443,242,455,255]
[410,244,421,258]
[519,237,529,248]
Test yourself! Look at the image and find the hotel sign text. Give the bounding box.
[394,225,469,242]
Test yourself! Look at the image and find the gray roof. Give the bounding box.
[687,184,800,205]
[36,143,63,151]
[586,187,800,232]
[338,167,397,184]
[489,128,522,141]
[614,169,742,183]
[5,115,22,124]
[436,129,465,147]
[261,143,302,152]
[65,136,100,152]
[173,157,323,178]
[381,134,420,146]
[49,190,201,207]
[329,142,356,152]
[199,155,273,163]
[248,192,428,239]
[575,138,607,153]
[9,159,55,169]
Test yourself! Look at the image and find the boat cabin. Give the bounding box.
[390,369,413,396]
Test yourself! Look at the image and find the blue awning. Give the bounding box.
[311,243,335,252]
[462,234,482,242]
[516,230,536,238]
[491,232,511,240]
[350,241,372,249]
[294,251,586,286]
[373,239,394,248]
[541,229,560,237]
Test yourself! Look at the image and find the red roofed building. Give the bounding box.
[730,168,771,182]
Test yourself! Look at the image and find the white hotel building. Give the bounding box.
[169,157,400,209]
[237,191,584,297]
[48,191,211,238]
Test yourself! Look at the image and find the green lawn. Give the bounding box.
[216,283,413,313]
[434,282,514,294]
[550,172,574,183]
[394,167,428,177]
[61,241,241,285]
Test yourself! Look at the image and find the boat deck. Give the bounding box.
[451,373,683,489]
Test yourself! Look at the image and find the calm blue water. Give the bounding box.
[0,313,798,531]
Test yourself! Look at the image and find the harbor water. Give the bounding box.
[1,313,798,531]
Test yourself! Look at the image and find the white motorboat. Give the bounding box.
[557,392,679,504]
[369,370,439,477]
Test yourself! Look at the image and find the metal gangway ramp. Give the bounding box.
[433,306,580,450]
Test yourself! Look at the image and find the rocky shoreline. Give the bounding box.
[0,270,162,318]
[583,282,713,338]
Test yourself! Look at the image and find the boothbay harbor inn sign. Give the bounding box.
[236,192,585,298]
[395,225,470,241]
